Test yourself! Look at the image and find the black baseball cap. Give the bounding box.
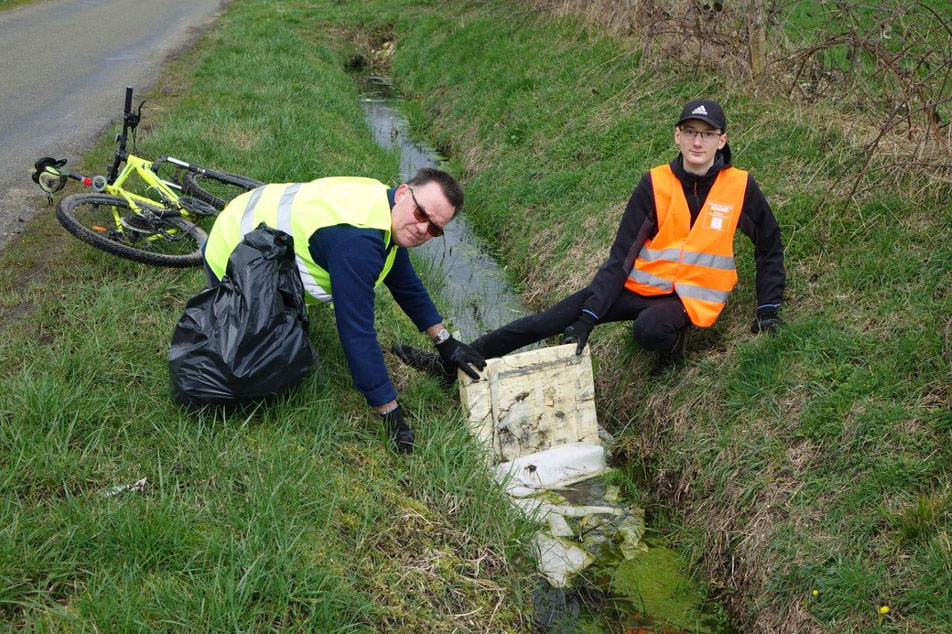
[677,99,726,131]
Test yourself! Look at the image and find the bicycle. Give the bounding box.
[32,87,262,267]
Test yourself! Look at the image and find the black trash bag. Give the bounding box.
[169,224,316,408]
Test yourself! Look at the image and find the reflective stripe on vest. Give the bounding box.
[204,177,396,304]
[624,165,748,327]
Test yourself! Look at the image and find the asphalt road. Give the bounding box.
[0,0,224,251]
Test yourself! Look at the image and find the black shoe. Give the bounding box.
[391,343,457,388]
[650,327,689,376]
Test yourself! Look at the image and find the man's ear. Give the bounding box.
[395,182,410,201]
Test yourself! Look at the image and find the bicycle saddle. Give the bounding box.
[32,157,69,192]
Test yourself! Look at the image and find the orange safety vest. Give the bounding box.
[624,164,748,327]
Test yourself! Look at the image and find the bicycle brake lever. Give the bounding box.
[124,100,145,129]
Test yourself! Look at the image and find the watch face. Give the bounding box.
[435,328,450,344]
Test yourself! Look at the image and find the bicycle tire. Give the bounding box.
[55,193,206,268]
[181,169,262,210]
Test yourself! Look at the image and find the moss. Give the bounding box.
[611,546,708,632]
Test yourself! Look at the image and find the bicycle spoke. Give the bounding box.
[56,194,206,267]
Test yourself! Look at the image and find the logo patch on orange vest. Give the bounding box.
[704,201,734,231]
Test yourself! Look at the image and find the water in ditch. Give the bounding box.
[356,73,528,341]
[356,71,727,633]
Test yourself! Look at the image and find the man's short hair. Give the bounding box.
[407,168,464,216]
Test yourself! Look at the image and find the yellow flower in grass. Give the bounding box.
[879,605,890,614]
[812,589,819,597]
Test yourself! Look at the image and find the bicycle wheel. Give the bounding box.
[55,193,206,268]
[181,169,262,210]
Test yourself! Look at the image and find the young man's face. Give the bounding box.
[674,119,727,174]
[391,182,454,248]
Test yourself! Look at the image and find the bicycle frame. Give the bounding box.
[106,154,183,212]
[95,153,194,240]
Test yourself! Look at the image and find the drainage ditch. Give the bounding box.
[355,70,727,633]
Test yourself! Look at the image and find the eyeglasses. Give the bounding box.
[678,127,723,142]
[408,187,444,237]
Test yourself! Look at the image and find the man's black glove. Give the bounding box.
[751,306,783,335]
[381,405,414,454]
[560,312,597,356]
[436,337,487,380]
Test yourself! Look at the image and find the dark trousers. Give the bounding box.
[471,287,689,359]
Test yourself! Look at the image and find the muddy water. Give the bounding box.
[356,72,725,633]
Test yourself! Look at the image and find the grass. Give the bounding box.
[0,1,539,630]
[0,0,39,11]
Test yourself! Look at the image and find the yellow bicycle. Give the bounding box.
[32,87,261,267]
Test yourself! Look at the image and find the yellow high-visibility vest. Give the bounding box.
[204,177,398,304]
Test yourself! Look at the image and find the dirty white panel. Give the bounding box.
[458,372,496,454]
[459,344,599,462]
[494,443,608,494]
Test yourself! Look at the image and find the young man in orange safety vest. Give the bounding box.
[394,99,785,378]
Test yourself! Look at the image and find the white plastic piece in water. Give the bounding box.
[512,497,545,518]
[533,533,592,588]
[512,497,561,520]
[552,504,622,518]
[548,513,574,537]
[494,443,607,493]
[505,484,539,498]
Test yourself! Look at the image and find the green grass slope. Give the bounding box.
[305,0,950,631]
[0,2,537,630]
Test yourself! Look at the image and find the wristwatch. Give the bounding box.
[432,328,451,346]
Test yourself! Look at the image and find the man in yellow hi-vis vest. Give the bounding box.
[395,100,785,379]
[203,168,485,454]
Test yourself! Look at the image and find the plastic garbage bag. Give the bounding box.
[169,224,316,407]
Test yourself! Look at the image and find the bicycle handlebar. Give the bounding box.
[108,87,137,184]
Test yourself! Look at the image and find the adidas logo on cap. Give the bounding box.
[692,105,708,115]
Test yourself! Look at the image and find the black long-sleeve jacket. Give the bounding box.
[580,151,786,320]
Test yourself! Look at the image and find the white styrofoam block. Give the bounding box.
[460,344,600,463]
[494,443,607,492]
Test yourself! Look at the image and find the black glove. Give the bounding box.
[751,306,783,335]
[436,337,487,380]
[560,312,597,356]
[381,405,414,454]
